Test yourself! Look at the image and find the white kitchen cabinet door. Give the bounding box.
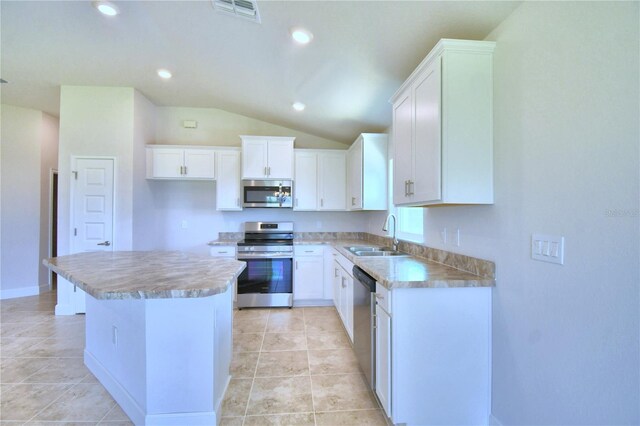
[375,303,392,418]
[342,272,354,342]
[293,151,318,210]
[332,260,341,311]
[392,93,413,206]
[209,246,237,302]
[294,256,325,300]
[266,139,294,179]
[318,151,346,211]
[152,148,184,178]
[216,150,242,211]
[241,138,269,179]
[347,138,363,209]
[412,58,441,203]
[184,149,216,179]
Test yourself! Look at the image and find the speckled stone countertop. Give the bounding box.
[207,234,495,289]
[43,251,246,300]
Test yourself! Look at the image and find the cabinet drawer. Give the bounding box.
[209,246,236,257]
[375,283,391,314]
[294,246,324,256]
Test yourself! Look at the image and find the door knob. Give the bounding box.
[97,241,111,246]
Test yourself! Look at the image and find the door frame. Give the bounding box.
[48,168,58,290]
[69,156,117,254]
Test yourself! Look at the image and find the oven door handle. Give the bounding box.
[238,253,294,259]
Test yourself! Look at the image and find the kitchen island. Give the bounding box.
[43,251,246,426]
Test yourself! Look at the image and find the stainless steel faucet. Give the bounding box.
[382,214,398,251]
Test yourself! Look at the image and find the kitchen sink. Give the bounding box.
[353,250,408,257]
[345,246,408,257]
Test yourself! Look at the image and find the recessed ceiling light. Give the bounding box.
[292,102,306,111]
[93,1,119,16]
[290,27,313,45]
[157,69,172,79]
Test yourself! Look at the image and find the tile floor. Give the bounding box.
[1,292,387,426]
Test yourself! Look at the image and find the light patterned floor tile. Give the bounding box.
[311,374,378,412]
[261,333,306,351]
[221,379,252,417]
[0,383,71,421]
[315,409,388,425]
[230,352,259,378]
[23,358,91,384]
[246,376,313,415]
[244,412,315,425]
[233,333,264,352]
[33,383,115,422]
[305,332,351,350]
[255,350,309,377]
[308,349,361,375]
[0,357,50,384]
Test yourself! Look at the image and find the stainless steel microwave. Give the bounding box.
[242,180,293,208]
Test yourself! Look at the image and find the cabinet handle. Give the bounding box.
[305,250,313,253]
[268,166,271,176]
[320,198,324,207]
[341,277,346,288]
[264,166,267,176]
[334,268,339,277]
[218,251,228,254]
[409,180,414,196]
[351,197,356,206]
[236,198,240,207]
[295,260,299,270]
[404,180,408,196]
[295,198,299,207]
[184,166,188,175]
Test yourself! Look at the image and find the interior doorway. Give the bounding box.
[50,170,58,289]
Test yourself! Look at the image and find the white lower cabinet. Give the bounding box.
[332,249,354,342]
[375,303,391,416]
[210,246,237,302]
[294,246,324,303]
[375,286,492,425]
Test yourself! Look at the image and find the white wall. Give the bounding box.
[38,113,59,287]
[132,91,159,251]
[1,105,59,298]
[58,86,136,254]
[375,2,639,423]
[155,106,349,149]
[1,105,42,297]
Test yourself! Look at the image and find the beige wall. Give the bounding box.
[1,105,59,298]
[155,106,349,149]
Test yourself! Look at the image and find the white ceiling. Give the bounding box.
[1,1,520,144]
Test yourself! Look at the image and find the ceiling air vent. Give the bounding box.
[212,0,261,23]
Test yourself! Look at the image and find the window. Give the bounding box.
[388,159,424,243]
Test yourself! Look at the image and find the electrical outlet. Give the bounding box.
[112,325,118,346]
[454,228,460,246]
[531,234,564,265]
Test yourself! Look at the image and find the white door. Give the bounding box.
[412,57,442,203]
[152,148,183,178]
[242,139,268,179]
[266,139,294,179]
[216,150,242,211]
[392,92,414,205]
[184,149,215,179]
[293,151,317,210]
[71,157,115,312]
[318,152,346,211]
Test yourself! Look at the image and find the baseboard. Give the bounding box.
[0,285,40,300]
[85,349,218,426]
[214,374,231,425]
[85,349,146,425]
[489,413,503,426]
[293,299,334,307]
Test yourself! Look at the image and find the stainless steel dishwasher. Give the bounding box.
[353,265,376,390]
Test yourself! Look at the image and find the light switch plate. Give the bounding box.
[531,234,564,265]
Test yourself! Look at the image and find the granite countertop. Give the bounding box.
[207,236,495,289]
[43,251,246,300]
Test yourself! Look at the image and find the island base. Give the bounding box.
[83,289,233,425]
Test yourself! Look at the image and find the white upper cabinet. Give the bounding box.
[146,146,216,180]
[294,151,318,210]
[216,149,242,211]
[390,39,495,206]
[240,136,294,180]
[318,151,347,211]
[294,149,346,211]
[347,133,388,210]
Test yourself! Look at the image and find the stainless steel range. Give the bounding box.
[236,222,294,308]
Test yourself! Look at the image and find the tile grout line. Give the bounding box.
[240,309,269,425]
[303,309,318,426]
[22,379,78,424]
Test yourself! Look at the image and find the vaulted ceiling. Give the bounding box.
[1,1,520,143]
